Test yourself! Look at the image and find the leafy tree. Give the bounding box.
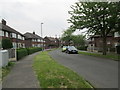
[61,27,74,45]
[61,27,86,47]
[2,38,13,49]
[68,2,120,55]
[72,35,85,47]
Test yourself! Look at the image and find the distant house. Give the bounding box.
[44,37,60,49]
[24,32,44,48]
[87,33,120,53]
[0,19,25,49]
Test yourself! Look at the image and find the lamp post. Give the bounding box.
[41,23,44,51]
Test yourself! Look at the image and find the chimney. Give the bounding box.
[33,31,35,34]
[2,19,6,25]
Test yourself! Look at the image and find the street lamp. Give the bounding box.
[41,23,44,51]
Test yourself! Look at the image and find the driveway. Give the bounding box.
[49,49,118,88]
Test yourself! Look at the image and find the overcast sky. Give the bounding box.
[0,0,81,38]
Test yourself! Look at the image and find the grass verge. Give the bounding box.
[2,62,15,79]
[33,51,93,88]
[79,51,119,61]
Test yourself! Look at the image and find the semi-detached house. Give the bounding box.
[87,33,120,53]
[0,19,25,49]
[24,32,44,48]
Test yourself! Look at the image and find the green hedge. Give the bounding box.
[27,47,42,55]
[17,48,28,60]
[17,47,42,60]
[77,46,88,51]
[2,38,13,49]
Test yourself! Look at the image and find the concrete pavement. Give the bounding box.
[2,52,40,88]
[49,49,118,88]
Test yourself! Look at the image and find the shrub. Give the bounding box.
[17,47,42,60]
[17,48,28,60]
[77,46,88,51]
[27,47,42,55]
[2,38,13,49]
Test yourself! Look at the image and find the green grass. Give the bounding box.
[79,51,119,61]
[33,51,93,88]
[2,62,15,79]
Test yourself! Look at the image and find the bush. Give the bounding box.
[77,46,88,51]
[27,47,42,55]
[2,38,13,49]
[17,47,42,60]
[17,48,28,60]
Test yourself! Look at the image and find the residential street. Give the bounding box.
[49,49,118,88]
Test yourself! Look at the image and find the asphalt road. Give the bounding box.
[49,49,118,88]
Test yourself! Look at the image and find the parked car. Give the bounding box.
[62,46,68,52]
[65,46,78,54]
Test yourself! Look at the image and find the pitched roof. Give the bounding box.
[44,37,56,41]
[0,23,24,36]
[24,32,43,39]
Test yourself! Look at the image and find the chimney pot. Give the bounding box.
[33,31,35,34]
[2,19,6,25]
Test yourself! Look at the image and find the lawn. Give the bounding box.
[33,51,93,88]
[79,51,119,61]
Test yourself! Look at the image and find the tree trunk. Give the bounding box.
[102,36,107,55]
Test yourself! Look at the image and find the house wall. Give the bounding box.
[1,30,25,49]
[44,38,59,49]
[88,35,120,52]
[25,39,32,48]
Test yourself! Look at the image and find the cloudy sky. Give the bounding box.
[0,0,81,38]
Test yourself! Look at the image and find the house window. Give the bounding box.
[41,40,43,42]
[32,39,35,42]
[2,31,4,36]
[0,30,2,36]
[32,44,34,47]
[18,34,22,39]
[107,41,110,44]
[38,39,40,42]
[12,33,16,38]
[23,37,25,40]
[36,39,38,42]
[6,32,9,37]
[23,44,25,48]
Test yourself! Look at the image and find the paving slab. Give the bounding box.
[2,52,40,88]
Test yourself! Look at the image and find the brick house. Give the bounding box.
[44,37,60,49]
[87,33,120,52]
[24,32,44,48]
[0,19,25,49]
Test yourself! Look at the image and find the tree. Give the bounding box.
[72,35,85,47]
[2,38,13,49]
[61,27,74,45]
[68,2,120,55]
[61,27,86,47]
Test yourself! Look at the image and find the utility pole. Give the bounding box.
[41,23,43,51]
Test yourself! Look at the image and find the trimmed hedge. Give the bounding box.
[77,46,88,51]
[27,47,42,55]
[17,48,28,60]
[17,47,42,60]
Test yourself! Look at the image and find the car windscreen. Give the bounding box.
[63,46,67,48]
[68,46,77,50]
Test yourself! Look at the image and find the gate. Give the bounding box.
[8,48,17,61]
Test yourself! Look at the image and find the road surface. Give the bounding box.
[49,49,118,88]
